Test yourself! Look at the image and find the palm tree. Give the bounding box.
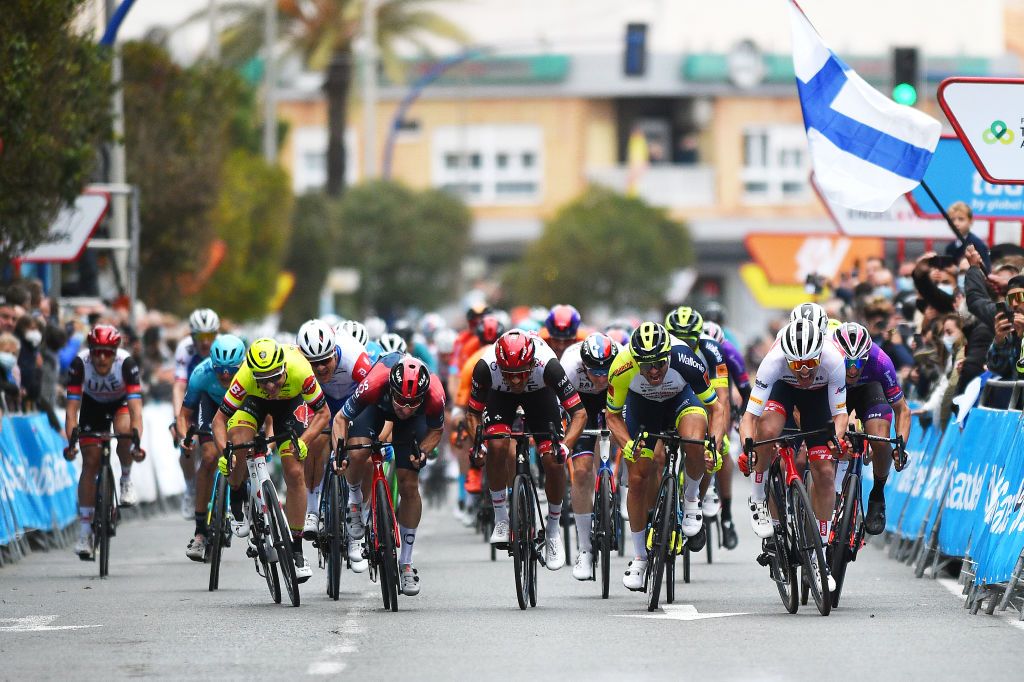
[191,1,467,196]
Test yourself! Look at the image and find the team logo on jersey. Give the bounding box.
[229,382,246,400]
[716,365,729,378]
[678,352,702,371]
[293,404,314,426]
[302,375,317,394]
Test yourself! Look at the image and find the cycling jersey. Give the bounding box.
[456,345,489,407]
[182,357,230,409]
[67,349,142,403]
[695,337,729,391]
[746,340,847,418]
[342,352,446,430]
[174,336,205,383]
[319,332,372,409]
[606,341,717,413]
[220,345,326,415]
[559,340,608,395]
[467,337,582,414]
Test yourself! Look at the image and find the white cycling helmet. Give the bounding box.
[780,320,825,362]
[189,308,220,334]
[364,316,387,341]
[789,302,829,334]
[419,313,445,338]
[297,319,336,362]
[702,321,725,345]
[378,332,407,355]
[336,319,369,347]
[434,327,457,354]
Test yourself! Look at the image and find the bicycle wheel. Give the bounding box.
[789,481,830,616]
[97,464,115,578]
[705,519,714,564]
[376,479,400,612]
[829,472,860,608]
[264,481,300,607]
[614,490,625,557]
[682,545,691,584]
[647,475,675,612]
[325,474,343,601]
[767,466,798,613]
[597,471,612,599]
[252,512,282,603]
[208,474,229,591]
[511,475,532,610]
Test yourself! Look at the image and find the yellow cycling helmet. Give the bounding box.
[665,306,704,340]
[826,318,843,334]
[246,338,286,378]
[630,322,672,364]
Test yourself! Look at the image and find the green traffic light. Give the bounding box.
[892,82,918,106]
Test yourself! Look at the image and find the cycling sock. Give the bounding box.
[683,476,701,501]
[347,481,363,506]
[465,492,479,511]
[119,472,130,483]
[457,474,467,502]
[399,525,416,564]
[194,512,207,537]
[835,460,850,495]
[819,519,831,543]
[291,529,303,554]
[871,477,888,500]
[751,472,767,502]
[230,484,245,520]
[574,514,593,553]
[632,530,647,558]
[306,490,319,516]
[79,507,94,536]
[721,497,732,522]
[491,489,508,524]
[545,502,562,537]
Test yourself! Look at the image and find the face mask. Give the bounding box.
[24,330,42,347]
[937,284,955,296]
[873,286,894,299]
[942,335,957,353]
[896,276,915,293]
[0,352,15,370]
[957,274,966,290]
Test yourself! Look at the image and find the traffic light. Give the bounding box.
[624,23,647,77]
[891,47,919,106]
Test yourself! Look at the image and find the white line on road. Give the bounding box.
[0,615,102,632]
[615,604,749,621]
[307,606,363,675]
[937,578,1024,632]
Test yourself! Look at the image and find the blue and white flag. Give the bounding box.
[789,1,941,212]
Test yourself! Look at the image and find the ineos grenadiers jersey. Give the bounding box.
[182,357,231,409]
[341,353,446,429]
[845,342,904,404]
[174,337,205,383]
[559,340,614,395]
[67,348,142,403]
[467,337,582,413]
[606,341,717,413]
[318,332,372,403]
[746,340,847,417]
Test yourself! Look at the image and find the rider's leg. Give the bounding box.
[78,444,101,540]
[305,431,329,517]
[570,451,596,553]
[194,440,219,539]
[397,469,422,565]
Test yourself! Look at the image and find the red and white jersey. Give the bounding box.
[67,349,142,403]
[468,336,581,413]
[746,340,847,418]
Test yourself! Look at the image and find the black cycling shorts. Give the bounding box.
[78,394,129,437]
[349,403,429,472]
[483,387,563,443]
[846,383,893,422]
[764,382,834,449]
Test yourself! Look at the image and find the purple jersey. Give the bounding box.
[851,344,903,404]
[719,339,750,390]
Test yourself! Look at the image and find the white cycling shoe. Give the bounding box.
[810,553,837,592]
[294,555,312,583]
[180,484,195,519]
[623,559,647,591]
[302,512,319,540]
[572,550,594,581]
[682,498,703,537]
[489,520,510,546]
[401,565,420,596]
[702,490,721,518]
[348,539,368,573]
[749,496,774,539]
[74,535,94,560]
[231,507,249,538]
[346,504,365,540]
[119,478,138,507]
[185,536,207,562]
[545,532,566,571]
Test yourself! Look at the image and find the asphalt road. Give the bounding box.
[2,475,1022,681]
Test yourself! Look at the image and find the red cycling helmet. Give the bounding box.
[544,304,581,340]
[495,330,536,372]
[389,355,431,405]
[88,324,122,350]
[474,314,505,345]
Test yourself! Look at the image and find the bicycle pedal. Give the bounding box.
[246,546,258,559]
[756,552,772,567]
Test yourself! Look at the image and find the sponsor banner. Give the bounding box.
[744,233,884,285]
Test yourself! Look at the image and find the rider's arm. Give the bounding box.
[178,371,203,441]
[171,338,191,423]
[301,405,330,447]
[122,357,144,440]
[892,396,912,446]
[826,358,851,439]
[542,358,585,448]
[65,356,85,441]
[465,358,492,434]
[215,373,248,452]
[212,409,229,453]
[605,409,630,450]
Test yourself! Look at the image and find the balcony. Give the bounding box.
[586,164,716,209]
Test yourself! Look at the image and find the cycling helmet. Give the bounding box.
[246,337,286,377]
[629,322,671,364]
[392,319,415,343]
[495,330,536,372]
[337,319,369,347]
[664,306,704,339]
[789,302,829,334]
[544,304,581,340]
[434,327,457,354]
[702,321,725,345]
[474,314,505,345]
[88,324,121,350]
[466,301,491,323]
[780,320,824,362]
[189,308,220,334]
[419,313,445,338]
[834,322,872,360]
[320,313,342,329]
[297,319,336,362]
[378,333,407,355]
[703,301,725,324]
[364,316,387,341]
[210,334,246,369]
[580,333,619,373]
[389,355,431,404]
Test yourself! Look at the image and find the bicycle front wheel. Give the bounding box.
[647,475,676,612]
[325,473,344,601]
[829,472,860,608]
[511,475,534,610]
[767,464,798,613]
[789,481,830,616]
[375,479,400,612]
[208,474,229,591]
[97,465,115,578]
[597,471,612,599]
[265,481,300,607]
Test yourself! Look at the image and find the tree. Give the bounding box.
[505,186,694,313]
[279,193,335,329]
[207,0,467,196]
[335,180,470,316]
[0,0,112,262]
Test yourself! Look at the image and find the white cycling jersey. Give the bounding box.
[559,341,604,395]
[746,339,847,417]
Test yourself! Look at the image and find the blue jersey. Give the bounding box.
[411,340,438,373]
[182,358,230,410]
[366,341,384,364]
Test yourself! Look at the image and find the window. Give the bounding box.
[740,125,810,204]
[432,125,543,204]
[291,126,358,194]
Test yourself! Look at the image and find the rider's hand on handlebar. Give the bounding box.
[737,451,752,477]
[704,437,722,474]
[623,432,652,462]
[218,455,230,476]
[63,445,77,462]
[410,449,428,470]
[538,440,570,464]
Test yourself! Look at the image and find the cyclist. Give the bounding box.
[295,320,371,568]
[833,322,911,534]
[465,330,587,571]
[172,308,220,519]
[561,332,620,580]
[63,325,145,559]
[606,322,727,590]
[740,319,849,590]
[392,319,438,373]
[790,301,830,335]
[332,355,446,596]
[178,334,246,561]
[540,304,587,359]
[212,338,330,583]
[665,306,739,550]
[703,321,751,407]
[336,319,370,348]
[377,333,407,360]
[448,302,492,398]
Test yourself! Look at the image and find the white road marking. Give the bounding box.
[307,662,347,675]
[307,606,362,675]
[0,615,102,632]
[937,578,1024,632]
[616,604,748,621]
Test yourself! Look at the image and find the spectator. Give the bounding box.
[944,201,992,272]
[912,252,956,314]
[987,275,1024,380]
[0,295,16,333]
[13,315,42,409]
[0,332,22,414]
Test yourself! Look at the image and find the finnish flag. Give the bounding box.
[789,1,941,212]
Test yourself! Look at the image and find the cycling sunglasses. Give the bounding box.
[787,357,820,372]
[213,364,239,376]
[193,332,217,343]
[393,395,424,409]
[254,370,285,386]
[844,357,865,371]
[1007,290,1024,306]
[90,348,116,359]
[587,367,610,377]
[638,359,667,372]
[309,355,334,368]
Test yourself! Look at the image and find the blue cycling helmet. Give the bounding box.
[210,334,246,370]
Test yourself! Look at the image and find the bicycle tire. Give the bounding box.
[790,481,830,616]
[666,552,676,603]
[325,474,343,601]
[647,475,675,612]
[511,475,532,610]
[829,472,860,608]
[208,474,229,591]
[97,464,114,578]
[256,513,282,604]
[767,464,798,613]
[614,491,625,557]
[706,519,714,564]
[265,481,300,607]
[376,479,399,612]
[597,472,612,599]
[682,545,691,584]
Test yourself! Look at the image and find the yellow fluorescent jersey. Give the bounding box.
[222,345,326,413]
[606,342,717,413]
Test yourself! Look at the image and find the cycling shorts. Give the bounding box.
[763,382,833,449]
[846,383,893,423]
[226,395,312,453]
[482,387,562,451]
[622,386,705,444]
[78,395,129,444]
[348,403,429,472]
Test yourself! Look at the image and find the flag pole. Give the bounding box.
[918,179,986,271]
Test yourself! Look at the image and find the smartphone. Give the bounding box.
[996,301,1010,319]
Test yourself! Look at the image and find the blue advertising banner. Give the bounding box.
[909,136,1024,219]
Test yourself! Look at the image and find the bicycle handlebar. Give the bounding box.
[581,428,610,438]
[224,430,298,455]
